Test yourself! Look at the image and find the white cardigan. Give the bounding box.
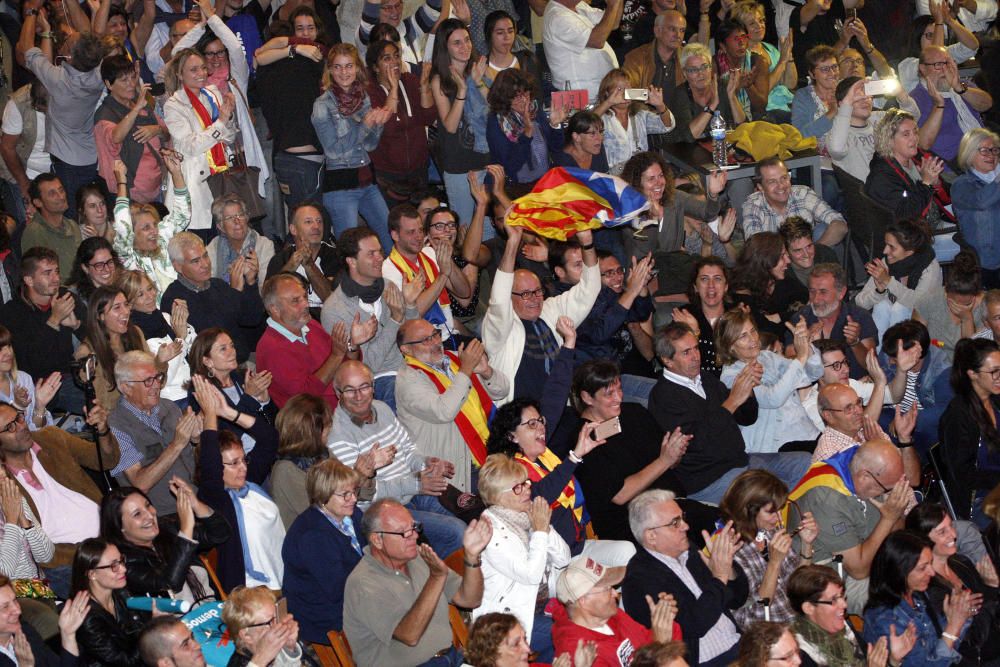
[474,506,571,639]
[163,85,237,230]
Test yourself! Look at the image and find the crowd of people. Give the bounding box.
[0,0,994,664]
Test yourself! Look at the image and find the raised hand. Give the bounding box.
[11,384,28,411]
[895,339,922,373]
[976,555,999,587]
[556,315,576,349]
[170,299,189,337]
[646,592,679,642]
[659,427,691,468]
[350,312,378,346]
[528,496,551,532]
[572,420,607,459]
[457,339,486,376]
[244,369,272,403]
[919,154,945,186]
[718,208,737,244]
[843,315,861,346]
[785,316,811,363]
[469,171,490,207]
[383,280,405,322]
[58,590,91,654]
[870,477,910,519]
[402,268,425,307]
[867,636,888,667]
[330,321,349,360]
[768,528,792,561]
[701,520,741,582]
[462,516,492,559]
[865,348,887,385]
[671,307,700,337]
[156,338,184,365]
[866,257,890,290]
[888,622,917,664]
[707,168,727,197]
[173,407,201,446]
[13,630,34,667]
[219,92,236,122]
[890,405,917,444]
[797,510,819,546]
[0,477,24,526]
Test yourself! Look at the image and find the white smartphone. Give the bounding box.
[624,88,649,102]
[864,78,900,97]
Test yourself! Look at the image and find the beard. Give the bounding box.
[811,301,840,318]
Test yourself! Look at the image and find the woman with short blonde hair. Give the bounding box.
[222,585,305,667]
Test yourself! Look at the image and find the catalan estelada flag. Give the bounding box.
[506,167,649,241]
[781,447,857,528]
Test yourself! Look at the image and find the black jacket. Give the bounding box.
[76,593,148,667]
[622,545,748,666]
[647,372,757,494]
[864,155,938,222]
[938,393,1000,519]
[118,513,232,599]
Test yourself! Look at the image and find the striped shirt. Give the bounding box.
[327,400,427,506]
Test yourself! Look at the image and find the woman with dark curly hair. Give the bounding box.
[736,621,802,666]
[486,68,565,186]
[551,111,609,173]
[863,531,977,667]
[68,237,123,308]
[906,502,1000,666]
[464,613,531,666]
[622,151,727,262]
[729,232,792,338]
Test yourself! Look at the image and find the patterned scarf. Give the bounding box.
[515,449,585,527]
[403,351,495,466]
[183,86,228,175]
[499,109,528,142]
[332,80,366,117]
[792,616,864,666]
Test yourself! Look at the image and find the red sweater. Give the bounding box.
[550,601,681,667]
[255,320,339,409]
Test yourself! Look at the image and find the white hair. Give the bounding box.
[628,489,677,544]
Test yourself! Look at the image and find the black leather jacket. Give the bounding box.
[76,593,148,667]
[118,512,231,598]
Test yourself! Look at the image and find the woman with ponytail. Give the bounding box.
[939,337,1000,527]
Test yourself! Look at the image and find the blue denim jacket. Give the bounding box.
[311,90,384,170]
[863,595,965,667]
[464,75,489,154]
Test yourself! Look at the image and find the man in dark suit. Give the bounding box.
[622,489,748,667]
[0,575,61,666]
[649,323,810,502]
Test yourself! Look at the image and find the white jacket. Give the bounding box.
[482,263,601,404]
[474,506,572,639]
[163,85,237,230]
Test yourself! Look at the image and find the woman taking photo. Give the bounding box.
[486,69,564,187]
[187,327,275,451]
[719,470,818,629]
[282,459,366,644]
[194,375,283,594]
[939,338,1000,526]
[71,537,147,667]
[162,47,237,237]
[482,10,541,92]
[552,111,609,173]
[312,43,392,251]
[623,151,726,260]
[952,128,1000,289]
[907,502,1000,666]
[366,38,437,207]
[0,326,58,430]
[671,42,744,142]
[729,232,792,339]
[855,219,941,339]
[429,18,492,229]
[76,185,116,242]
[100,482,230,602]
[68,237,123,309]
[75,286,184,412]
[593,69,673,175]
[475,454,572,662]
[717,308,823,453]
[863,531,978,667]
[221,586,306,667]
[119,270,194,404]
[113,153,192,297]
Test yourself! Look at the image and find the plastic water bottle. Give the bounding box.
[710,111,728,168]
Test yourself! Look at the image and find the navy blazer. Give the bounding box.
[282,505,366,644]
[622,545,748,666]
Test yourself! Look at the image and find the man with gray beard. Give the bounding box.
[786,263,877,380]
[911,45,993,164]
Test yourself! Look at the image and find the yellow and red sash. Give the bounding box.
[403,351,494,466]
[183,85,229,175]
[515,449,585,526]
[781,456,854,528]
[388,247,450,306]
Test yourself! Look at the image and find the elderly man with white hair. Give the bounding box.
[622,489,747,666]
[160,231,266,364]
[108,350,202,514]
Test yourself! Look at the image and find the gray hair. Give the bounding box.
[680,42,712,70]
[360,497,406,538]
[114,349,157,387]
[957,127,1000,172]
[211,194,247,230]
[261,273,304,313]
[654,322,695,362]
[166,231,205,265]
[628,489,676,544]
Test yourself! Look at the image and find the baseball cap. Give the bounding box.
[555,556,626,604]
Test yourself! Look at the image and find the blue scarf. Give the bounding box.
[319,506,362,556]
[228,482,272,583]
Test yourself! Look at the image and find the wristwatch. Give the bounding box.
[702,105,713,115]
[24,9,37,16]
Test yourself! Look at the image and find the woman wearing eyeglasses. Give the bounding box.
[863,530,976,667]
[193,375,283,595]
[68,238,124,313]
[716,308,823,453]
[281,459,366,644]
[74,286,186,412]
[670,42,744,143]
[71,537,148,667]
[939,338,1000,527]
[952,128,1000,290]
[474,454,571,663]
[718,470,818,630]
[222,585,307,667]
[100,481,230,602]
[552,111,610,173]
[735,621,804,667]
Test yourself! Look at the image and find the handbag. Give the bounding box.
[206,80,266,221]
